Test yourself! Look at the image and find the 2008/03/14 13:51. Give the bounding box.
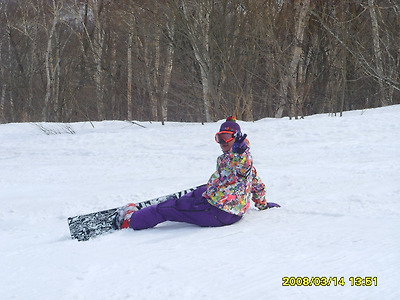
[282,276,378,287]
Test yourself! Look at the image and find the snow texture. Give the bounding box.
[0,105,399,300]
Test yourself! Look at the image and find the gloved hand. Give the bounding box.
[232,133,248,154]
[266,202,281,208]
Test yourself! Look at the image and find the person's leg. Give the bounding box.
[129,186,241,230]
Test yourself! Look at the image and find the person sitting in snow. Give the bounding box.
[114,116,280,231]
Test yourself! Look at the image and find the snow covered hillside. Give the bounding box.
[1,106,399,300]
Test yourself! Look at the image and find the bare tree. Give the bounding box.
[74,0,108,120]
[0,1,6,122]
[91,0,106,120]
[127,1,176,123]
[274,0,311,119]
[368,0,390,106]
[180,0,214,122]
[2,6,15,122]
[0,37,5,122]
[42,0,60,121]
[127,27,134,120]
[160,15,176,124]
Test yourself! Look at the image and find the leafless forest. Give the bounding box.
[0,0,399,123]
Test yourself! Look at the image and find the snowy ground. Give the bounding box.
[1,105,399,300]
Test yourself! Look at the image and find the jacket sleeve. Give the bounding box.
[251,166,267,210]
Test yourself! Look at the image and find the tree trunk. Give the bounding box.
[110,35,117,120]
[127,30,134,120]
[275,0,310,119]
[289,0,310,119]
[340,51,347,117]
[368,0,389,106]
[43,10,58,122]
[275,72,289,118]
[143,37,159,121]
[54,30,61,120]
[160,22,175,125]
[7,29,14,122]
[182,0,213,122]
[25,9,39,122]
[0,32,5,122]
[94,10,105,120]
[79,0,107,120]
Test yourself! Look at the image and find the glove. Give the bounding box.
[266,202,281,209]
[232,133,248,154]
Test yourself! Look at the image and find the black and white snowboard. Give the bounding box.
[68,185,203,241]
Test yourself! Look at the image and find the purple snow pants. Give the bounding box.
[129,186,242,230]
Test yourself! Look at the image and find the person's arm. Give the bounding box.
[251,167,268,209]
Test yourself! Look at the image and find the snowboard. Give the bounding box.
[68,185,203,241]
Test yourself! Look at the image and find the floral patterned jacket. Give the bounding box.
[203,139,267,216]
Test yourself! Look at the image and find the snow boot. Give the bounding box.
[114,203,138,229]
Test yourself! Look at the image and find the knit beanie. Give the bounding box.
[219,116,241,133]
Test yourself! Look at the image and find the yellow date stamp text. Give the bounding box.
[282,276,378,287]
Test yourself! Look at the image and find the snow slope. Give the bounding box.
[1,106,399,300]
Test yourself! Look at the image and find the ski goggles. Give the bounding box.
[215,131,235,144]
